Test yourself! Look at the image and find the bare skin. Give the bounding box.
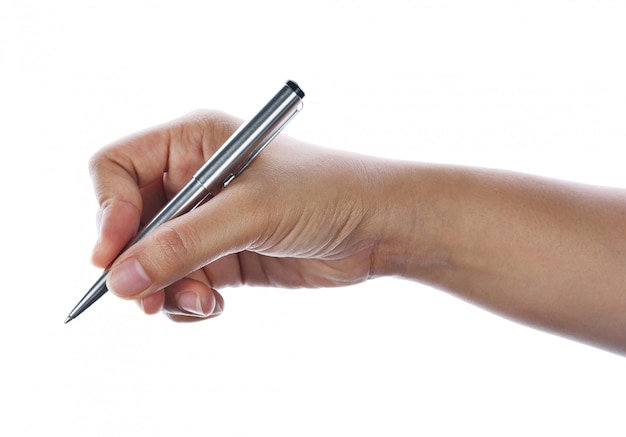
[89,110,626,356]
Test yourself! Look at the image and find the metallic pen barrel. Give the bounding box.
[65,80,305,323]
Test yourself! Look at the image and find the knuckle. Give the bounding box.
[151,224,193,264]
[88,145,116,174]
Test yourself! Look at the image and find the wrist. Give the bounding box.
[368,161,453,282]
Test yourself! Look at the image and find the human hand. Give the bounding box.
[89,111,396,321]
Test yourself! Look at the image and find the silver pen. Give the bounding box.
[65,80,305,323]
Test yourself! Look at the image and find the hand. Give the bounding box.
[90,110,393,322]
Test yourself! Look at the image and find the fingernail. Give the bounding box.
[178,291,206,316]
[213,299,223,315]
[107,258,152,298]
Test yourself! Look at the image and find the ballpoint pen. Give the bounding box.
[65,80,305,323]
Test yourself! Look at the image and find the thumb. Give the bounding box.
[106,185,260,299]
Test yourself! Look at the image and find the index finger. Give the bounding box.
[89,111,240,268]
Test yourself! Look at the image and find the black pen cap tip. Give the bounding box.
[286,80,305,99]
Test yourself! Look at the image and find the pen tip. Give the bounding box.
[64,316,73,324]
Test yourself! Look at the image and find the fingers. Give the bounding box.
[89,125,173,267]
[137,279,224,321]
[162,278,224,322]
[91,198,142,268]
[105,181,261,300]
[89,110,241,268]
[139,290,165,315]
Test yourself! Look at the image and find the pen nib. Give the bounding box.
[64,316,73,324]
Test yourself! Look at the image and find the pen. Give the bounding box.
[65,80,305,323]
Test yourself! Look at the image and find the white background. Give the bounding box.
[1,1,625,436]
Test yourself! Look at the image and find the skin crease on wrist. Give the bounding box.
[91,111,626,356]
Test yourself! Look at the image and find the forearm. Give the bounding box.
[374,161,626,355]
